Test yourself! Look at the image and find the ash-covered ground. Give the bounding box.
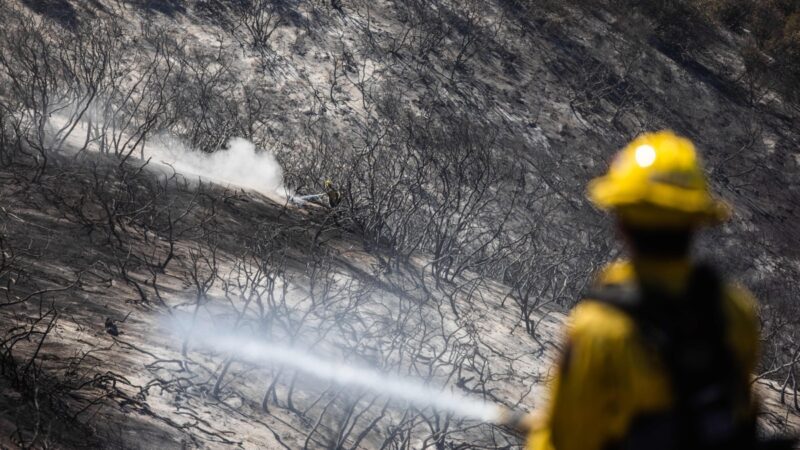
[0,0,799,448]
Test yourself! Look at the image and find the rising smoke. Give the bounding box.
[150,135,292,198]
[46,108,294,199]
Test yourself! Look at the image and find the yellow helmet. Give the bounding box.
[587,130,730,228]
[324,179,333,189]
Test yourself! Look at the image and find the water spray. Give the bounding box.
[289,193,327,206]
[180,323,530,430]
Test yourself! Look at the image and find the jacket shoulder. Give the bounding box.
[721,282,758,323]
[569,301,638,342]
[573,261,758,339]
[569,260,638,340]
[594,259,635,286]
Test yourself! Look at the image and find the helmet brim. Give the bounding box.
[588,176,731,227]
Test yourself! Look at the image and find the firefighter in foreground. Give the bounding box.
[524,131,787,450]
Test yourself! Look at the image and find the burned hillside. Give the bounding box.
[0,0,799,448]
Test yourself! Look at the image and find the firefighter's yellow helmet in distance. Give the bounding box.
[587,130,730,228]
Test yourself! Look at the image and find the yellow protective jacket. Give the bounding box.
[527,260,760,450]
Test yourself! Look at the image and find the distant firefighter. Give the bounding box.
[523,131,794,450]
[324,179,342,208]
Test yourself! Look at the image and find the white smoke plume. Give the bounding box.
[149,135,292,198]
[44,107,294,199]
